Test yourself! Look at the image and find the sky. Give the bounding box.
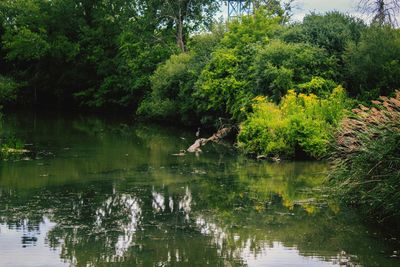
[219,0,368,22]
[291,0,361,21]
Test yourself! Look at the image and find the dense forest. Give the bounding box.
[0,0,400,224]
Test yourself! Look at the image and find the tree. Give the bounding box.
[359,0,400,26]
[195,11,283,121]
[299,12,365,55]
[253,40,338,101]
[253,0,294,22]
[344,26,400,99]
[160,0,219,52]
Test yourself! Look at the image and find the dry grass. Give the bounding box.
[330,91,400,224]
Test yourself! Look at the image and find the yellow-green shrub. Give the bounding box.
[237,87,348,159]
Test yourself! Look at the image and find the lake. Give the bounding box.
[0,112,399,267]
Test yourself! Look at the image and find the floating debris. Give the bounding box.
[172,150,186,156]
[1,148,30,154]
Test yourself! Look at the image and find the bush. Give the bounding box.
[253,40,338,101]
[0,75,19,104]
[330,91,400,224]
[237,97,293,157]
[0,117,26,160]
[137,28,225,124]
[195,48,252,121]
[344,26,400,99]
[297,76,337,97]
[238,87,348,159]
[299,12,365,55]
[195,13,283,122]
[137,53,194,121]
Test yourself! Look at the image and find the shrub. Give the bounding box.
[297,76,337,97]
[137,28,225,124]
[195,48,252,121]
[344,26,400,99]
[253,40,338,101]
[330,91,400,224]
[0,75,19,104]
[0,118,26,160]
[195,13,282,122]
[299,12,365,55]
[238,87,348,159]
[137,53,194,121]
[237,97,293,157]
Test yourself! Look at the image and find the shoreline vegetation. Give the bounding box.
[0,1,399,225]
[330,91,400,226]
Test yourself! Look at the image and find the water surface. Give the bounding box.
[0,112,399,267]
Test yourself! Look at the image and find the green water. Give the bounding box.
[0,112,399,267]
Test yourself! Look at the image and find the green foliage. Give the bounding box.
[187,24,226,71]
[0,0,218,109]
[196,48,250,120]
[344,26,400,99]
[0,116,26,160]
[137,53,193,121]
[220,9,282,49]
[281,12,365,92]
[238,87,348,159]
[330,92,400,223]
[298,12,365,55]
[0,75,19,104]
[74,26,175,108]
[196,13,283,121]
[238,97,292,157]
[137,27,225,124]
[2,27,49,61]
[253,40,338,101]
[297,76,338,96]
[158,0,220,51]
[1,1,400,168]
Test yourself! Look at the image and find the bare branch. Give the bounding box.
[358,0,400,26]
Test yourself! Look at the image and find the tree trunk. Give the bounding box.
[376,0,386,25]
[176,9,186,52]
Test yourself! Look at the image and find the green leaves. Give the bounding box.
[298,11,365,55]
[238,88,348,159]
[3,27,49,61]
[0,0,220,108]
[344,26,400,99]
[137,53,194,121]
[254,40,338,100]
[0,75,20,104]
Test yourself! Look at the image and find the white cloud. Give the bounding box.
[292,0,360,21]
[218,0,399,25]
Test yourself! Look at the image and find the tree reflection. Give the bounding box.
[0,116,399,266]
[1,171,399,267]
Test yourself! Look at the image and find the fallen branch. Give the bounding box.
[188,126,234,153]
[173,127,235,156]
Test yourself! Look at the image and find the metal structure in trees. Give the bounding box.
[227,0,253,20]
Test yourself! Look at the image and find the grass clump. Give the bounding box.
[330,91,400,224]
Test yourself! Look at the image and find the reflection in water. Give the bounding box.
[0,218,65,267]
[152,189,165,213]
[196,216,227,253]
[0,112,399,267]
[95,194,142,259]
[179,186,192,221]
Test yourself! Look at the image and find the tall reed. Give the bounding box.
[330,91,400,224]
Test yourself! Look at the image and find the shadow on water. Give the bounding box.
[0,111,399,267]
